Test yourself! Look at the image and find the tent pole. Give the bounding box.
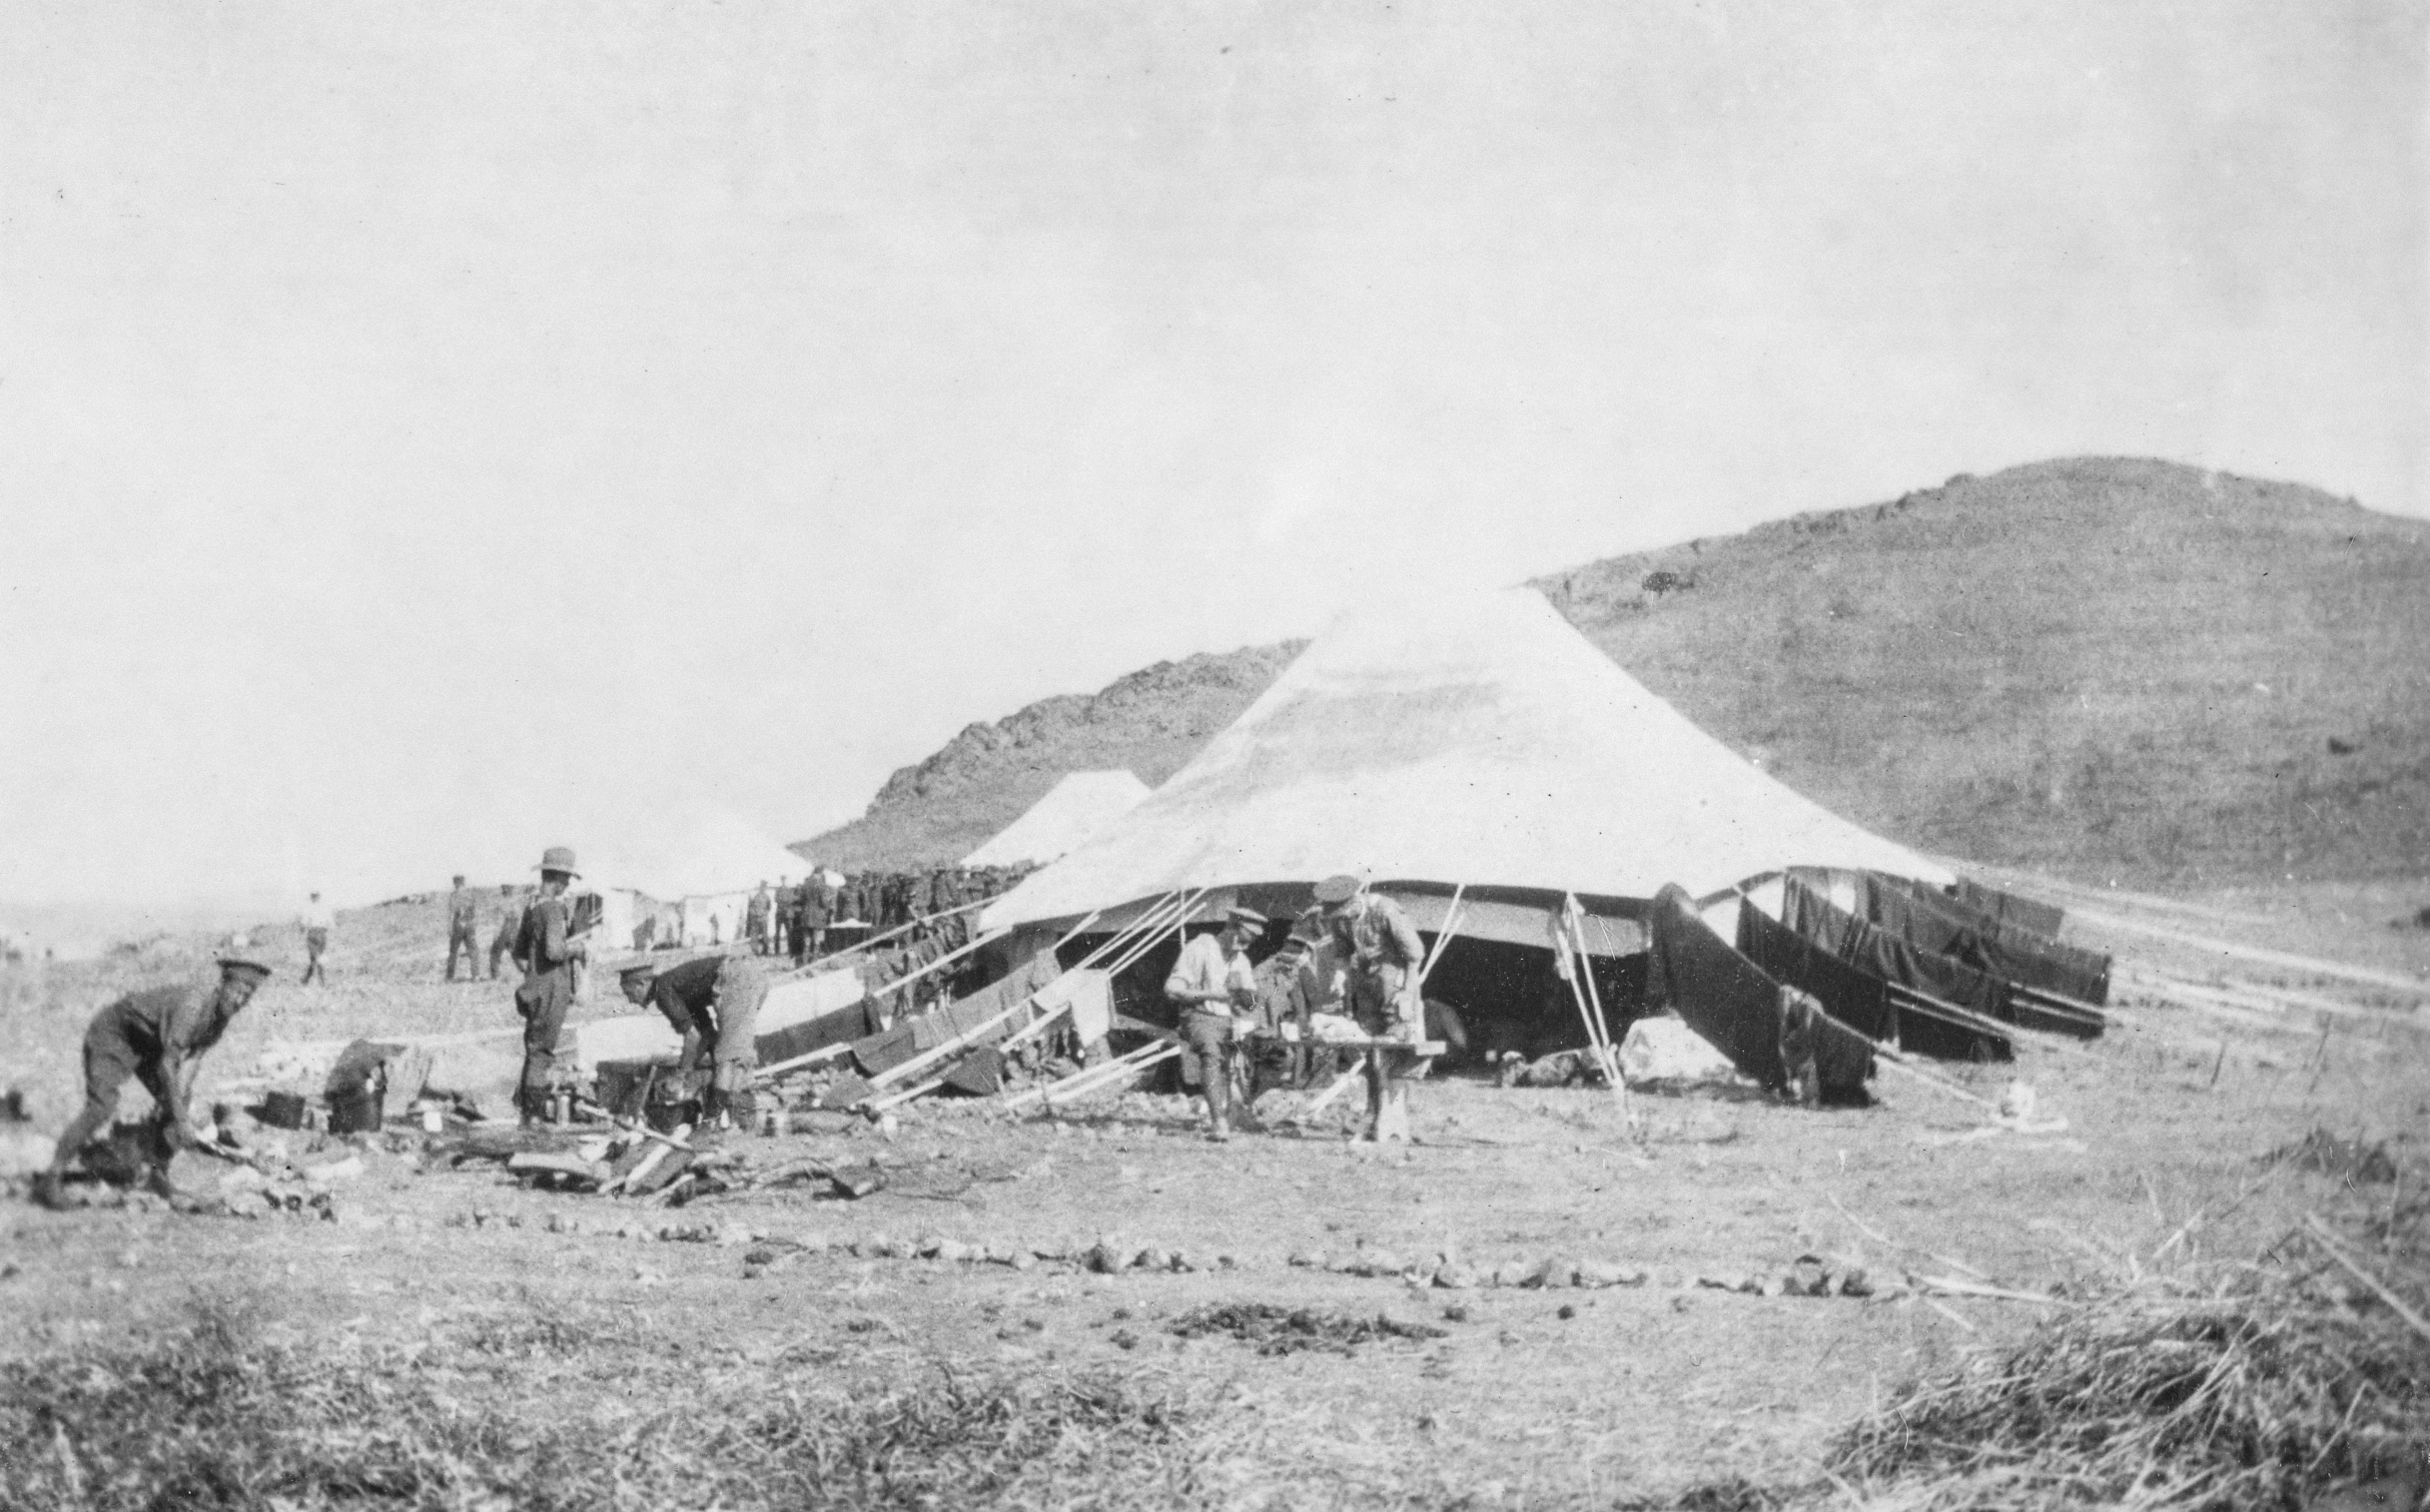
[1417,884,1467,986]
[1560,895,1624,1097]
[1554,917,1603,1072]
[863,894,1193,1111]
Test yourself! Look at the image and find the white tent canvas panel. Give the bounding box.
[962,770,1153,868]
[984,587,1948,931]
[573,963,869,1072]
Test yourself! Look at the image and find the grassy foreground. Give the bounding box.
[0,1296,1209,1512]
[5,1188,2420,1512]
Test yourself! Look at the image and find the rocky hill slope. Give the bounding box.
[799,458,2430,887]
[800,644,1304,871]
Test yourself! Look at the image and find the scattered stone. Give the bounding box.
[1526,1257,1579,1290]
[1489,1259,1534,1288]
[1556,1303,1577,1320]
[934,1239,974,1263]
[1432,1261,1479,1290]
[1576,1260,1645,1289]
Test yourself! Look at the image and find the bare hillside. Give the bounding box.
[798,644,1305,870]
[800,458,2430,887]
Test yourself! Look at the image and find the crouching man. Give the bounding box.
[33,957,273,1210]
[617,952,770,1130]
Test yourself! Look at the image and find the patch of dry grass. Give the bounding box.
[0,1297,1216,1512]
[1823,1200,2430,1511]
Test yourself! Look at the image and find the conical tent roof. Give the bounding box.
[983,586,1947,930]
[962,770,1153,868]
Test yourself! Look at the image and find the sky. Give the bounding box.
[2,0,2422,917]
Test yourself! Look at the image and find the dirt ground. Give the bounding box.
[2,879,2424,1508]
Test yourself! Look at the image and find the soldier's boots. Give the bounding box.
[142,1164,207,1213]
[29,1171,71,1210]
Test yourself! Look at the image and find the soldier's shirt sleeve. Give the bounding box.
[1166,936,1208,1001]
[646,981,699,1038]
[1382,899,1425,967]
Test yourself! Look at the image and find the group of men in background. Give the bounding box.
[737,864,1036,966]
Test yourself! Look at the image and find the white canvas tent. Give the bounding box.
[982,586,1948,935]
[962,770,1153,868]
[582,807,808,949]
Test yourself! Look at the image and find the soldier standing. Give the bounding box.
[800,871,834,962]
[1164,907,1264,1141]
[616,952,770,1129]
[509,847,590,1125]
[444,874,481,981]
[1317,875,1430,1141]
[1245,932,1313,1106]
[744,883,773,958]
[32,957,273,1209]
[297,892,335,986]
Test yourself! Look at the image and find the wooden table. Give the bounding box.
[1250,1034,1446,1142]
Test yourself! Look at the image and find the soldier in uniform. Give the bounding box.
[486,885,524,981]
[1776,986,1824,1107]
[617,951,770,1129]
[1164,907,1263,1141]
[744,882,773,957]
[444,874,481,981]
[799,872,833,963]
[298,892,334,986]
[33,956,273,1209]
[1318,875,1431,1141]
[1316,874,1425,1039]
[1244,932,1313,1105]
[509,847,590,1125]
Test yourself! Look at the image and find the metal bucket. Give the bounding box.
[327,1089,384,1134]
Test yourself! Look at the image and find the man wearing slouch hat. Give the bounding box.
[509,846,592,1125]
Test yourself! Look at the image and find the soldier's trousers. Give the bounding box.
[1180,1010,1236,1129]
[702,956,768,1122]
[446,924,479,980]
[514,975,573,1120]
[52,1009,178,1172]
[487,927,514,980]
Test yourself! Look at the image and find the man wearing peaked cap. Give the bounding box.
[33,957,273,1211]
[1165,905,1266,1141]
[507,846,591,1125]
[1316,874,1425,1042]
